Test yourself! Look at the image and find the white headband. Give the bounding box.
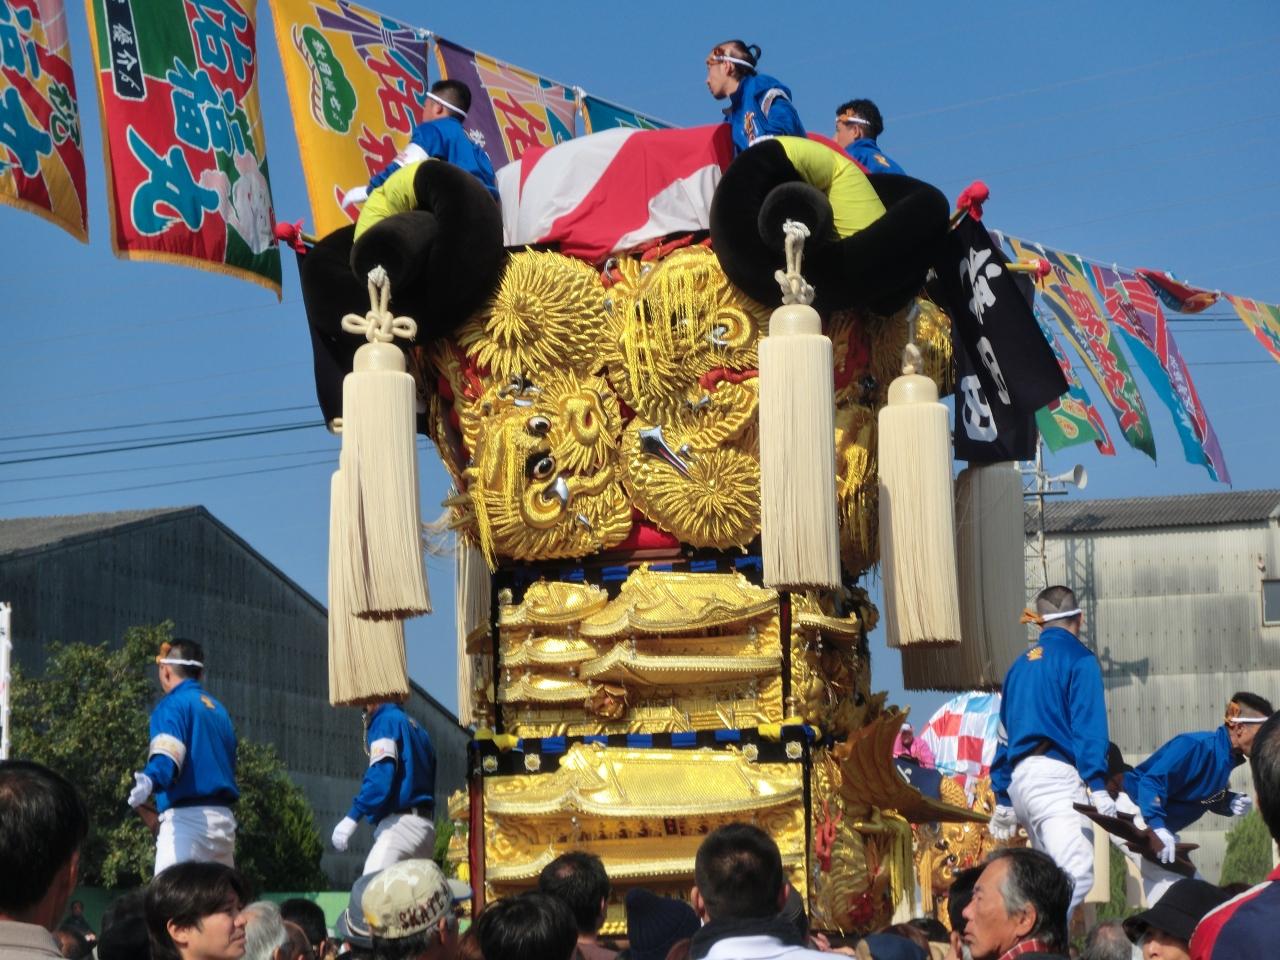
[159,657,204,668]
[426,90,467,119]
[1228,714,1267,725]
[1039,608,1082,623]
[838,113,871,127]
[711,54,756,70]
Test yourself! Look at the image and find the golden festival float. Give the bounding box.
[301,128,1027,934]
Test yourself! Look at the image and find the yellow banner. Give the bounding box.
[269,0,430,237]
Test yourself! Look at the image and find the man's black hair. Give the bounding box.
[145,862,248,960]
[946,866,982,933]
[1033,585,1078,619]
[835,99,885,140]
[713,39,760,76]
[373,918,458,960]
[906,916,949,943]
[1081,919,1133,960]
[431,79,471,115]
[986,848,1072,952]
[0,760,89,915]
[166,638,205,681]
[1251,711,1280,844]
[475,892,578,960]
[1232,691,1274,717]
[279,898,327,951]
[99,891,151,960]
[694,822,785,921]
[54,927,93,960]
[538,850,611,933]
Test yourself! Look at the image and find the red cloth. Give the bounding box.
[998,940,1059,959]
[1190,864,1280,959]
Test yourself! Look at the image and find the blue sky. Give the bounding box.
[2,1,1278,727]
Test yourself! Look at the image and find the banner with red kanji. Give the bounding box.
[87,0,280,294]
[0,0,87,241]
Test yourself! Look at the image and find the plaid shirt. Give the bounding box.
[998,941,1058,959]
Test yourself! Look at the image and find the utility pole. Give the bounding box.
[0,602,11,760]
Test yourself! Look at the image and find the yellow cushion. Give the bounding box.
[776,136,886,238]
[353,160,427,241]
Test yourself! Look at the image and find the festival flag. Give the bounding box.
[1006,237,1155,461]
[86,0,280,294]
[0,0,87,240]
[1032,304,1114,456]
[434,36,576,170]
[580,92,670,134]
[1089,262,1229,483]
[1136,268,1220,314]
[930,218,1067,463]
[1225,294,1280,366]
[269,0,429,237]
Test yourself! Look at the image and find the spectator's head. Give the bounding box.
[474,892,578,960]
[1123,878,1230,960]
[692,823,787,922]
[1030,585,1082,635]
[53,927,91,959]
[145,861,250,960]
[538,850,611,936]
[69,901,85,918]
[278,899,327,959]
[157,639,205,689]
[364,859,470,960]
[334,873,375,955]
[0,760,89,929]
[624,888,700,960]
[1104,743,1133,799]
[1225,692,1273,756]
[241,902,287,960]
[281,922,313,960]
[1253,710,1280,845]
[1081,920,1131,960]
[962,849,1071,960]
[857,930,928,959]
[946,866,982,935]
[834,99,885,148]
[705,40,760,98]
[425,79,471,122]
[455,926,483,960]
[906,917,949,944]
[99,891,150,960]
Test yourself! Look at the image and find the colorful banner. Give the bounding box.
[1032,304,1113,455]
[580,92,669,134]
[1089,262,1229,483]
[0,0,87,240]
[87,0,280,293]
[434,36,576,170]
[269,0,428,237]
[1136,268,1220,314]
[1226,294,1280,366]
[1007,237,1155,460]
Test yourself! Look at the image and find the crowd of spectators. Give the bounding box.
[4,711,1277,960]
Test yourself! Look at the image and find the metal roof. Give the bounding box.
[0,507,195,556]
[1029,489,1280,535]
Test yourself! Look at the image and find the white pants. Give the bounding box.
[155,806,237,875]
[363,812,435,874]
[1008,756,1095,917]
[1109,793,1192,906]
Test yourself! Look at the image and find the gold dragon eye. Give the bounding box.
[527,416,551,436]
[531,455,556,481]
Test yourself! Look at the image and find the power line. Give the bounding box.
[0,405,316,443]
[0,446,336,486]
[0,422,325,467]
[0,419,322,456]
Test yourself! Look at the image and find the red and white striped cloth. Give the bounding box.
[496,124,735,262]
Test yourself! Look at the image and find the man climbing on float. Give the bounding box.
[127,639,239,874]
[1113,692,1273,905]
[989,585,1114,918]
[832,98,905,174]
[331,697,439,874]
[704,40,805,152]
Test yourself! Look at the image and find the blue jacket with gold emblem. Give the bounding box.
[347,702,437,824]
[142,679,239,812]
[368,115,499,200]
[990,627,1109,806]
[1122,726,1242,832]
[844,136,905,175]
[723,73,805,153]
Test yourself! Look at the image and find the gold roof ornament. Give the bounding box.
[578,643,779,686]
[499,580,610,628]
[580,565,778,638]
[500,634,601,668]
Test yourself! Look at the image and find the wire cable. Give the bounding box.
[0,422,325,467]
[0,446,337,486]
[0,405,317,443]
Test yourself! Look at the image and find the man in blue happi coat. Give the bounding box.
[330,698,439,875]
[705,40,805,153]
[833,98,905,175]
[1116,692,1273,904]
[127,639,239,875]
[988,585,1114,918]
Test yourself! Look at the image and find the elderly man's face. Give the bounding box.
[962,859,1033,960]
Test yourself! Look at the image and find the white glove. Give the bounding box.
[990,804,1018,841]
[1230,793,1253,817]
[331,816,358,852]
[1154,827,1178,864]
[340,185,369,207]
[1089,788,1118,818]
[127,772,153,808]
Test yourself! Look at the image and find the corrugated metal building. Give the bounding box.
[0,506,469,887]
[1032,489,1280,881]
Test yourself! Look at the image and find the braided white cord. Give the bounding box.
[341,266,418,343]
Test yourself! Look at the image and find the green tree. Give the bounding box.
[1220,809,1273,887]
[11,623,326,892]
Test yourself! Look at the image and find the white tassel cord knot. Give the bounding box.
[773,220,816,306]
[341,266,418,344]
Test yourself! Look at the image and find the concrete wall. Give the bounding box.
[0,508,469,888]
